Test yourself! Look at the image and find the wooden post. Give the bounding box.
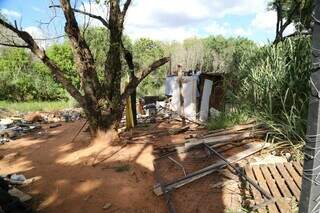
[299,1,320,212]
[177,65,186,126]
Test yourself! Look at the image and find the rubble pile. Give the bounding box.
[0,108,83,144]
[0,118,41,144]
[39,108,83,123]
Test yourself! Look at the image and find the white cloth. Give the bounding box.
[165,76,176,96]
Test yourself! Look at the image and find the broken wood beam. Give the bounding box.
[201,123,265,138]
[153,142,264,196]
[125,126,190,142]
[184,129,267,150]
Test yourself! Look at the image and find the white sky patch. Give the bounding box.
[204,22,229,35]
[78,2,108,27]
[31,7,43,13]
[75,0,279,42]
[125,0,265,40]
[251,10,277,31]
[234,28,252,36]
[0,8,21,18]
[251,9,296,36]
[204,22,252,37]
[283,23,296,36]
[126,26,199,41]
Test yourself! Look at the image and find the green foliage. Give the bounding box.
[46,42,80,89]
[133,38,166,96]
[202,36,256,73]
[269,0,313,31]
[230,37,311,143]
[84,27,109,76]
[207,109,251,130]
[0,48,67,101]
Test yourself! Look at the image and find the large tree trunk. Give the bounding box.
[0,0,169,136]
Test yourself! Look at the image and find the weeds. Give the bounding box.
[228,36,311,147]
[0,100,76,113]
[207,109,251,130]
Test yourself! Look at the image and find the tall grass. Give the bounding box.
[229,37,311,145]
[0,100,76,113]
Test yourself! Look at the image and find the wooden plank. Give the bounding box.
[184,130,266,150]
[252,165,278,213]
[292,161,303,176]
[300,160,304,167]
[245,166,266,213]
[276,164,301,201]
[284,162,302,190]
[260,165,291,213]
[268,164,292,198]
[201,123,260,138]
[153,143,263,195]
[199,79,213,122]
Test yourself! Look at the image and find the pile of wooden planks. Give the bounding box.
[153,122,267,155]
[153,142,265,196]
[152,121,270,213]
[244,162,303,213]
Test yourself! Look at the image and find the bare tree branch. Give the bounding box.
[122,0,131,18]
[121,57,170,100]
[50,4,109,28]
[0,17,85,106]
[0,42,29,48]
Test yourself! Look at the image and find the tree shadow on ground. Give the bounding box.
[0,118,246,213]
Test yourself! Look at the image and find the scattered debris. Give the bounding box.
[102,203,112,210]
[113,164,130,172]
[243,162,303,212]
[9,174,26,185]
[250,155,288,166]
[8,187,32,202]
[49,123,62,128]
[153,142,265,196]
[153,122,266,155]
[210,179,237,189]
[0,177,32,212]
[0,108,84,144]
[125,126,190,144]
[0,118,41,143]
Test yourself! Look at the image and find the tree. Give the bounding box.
[133,38,166,96]
[0,0,169,134]
[271,0,313,43]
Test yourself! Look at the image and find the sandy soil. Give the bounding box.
[0,119,245,213]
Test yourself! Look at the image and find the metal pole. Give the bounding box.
[299,1,320,212]
[153,160,176,213]
[203,143,272,200]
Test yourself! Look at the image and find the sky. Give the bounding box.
[0,0,295,45]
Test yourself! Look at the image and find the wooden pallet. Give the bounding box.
[244,161,303,213]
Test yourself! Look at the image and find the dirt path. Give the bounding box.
[0,119,243,213]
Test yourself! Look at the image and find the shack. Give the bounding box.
[165,68,224,122]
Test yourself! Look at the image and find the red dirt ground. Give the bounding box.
[0,119,245,213]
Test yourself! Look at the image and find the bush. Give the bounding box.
[229,37,311,143]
